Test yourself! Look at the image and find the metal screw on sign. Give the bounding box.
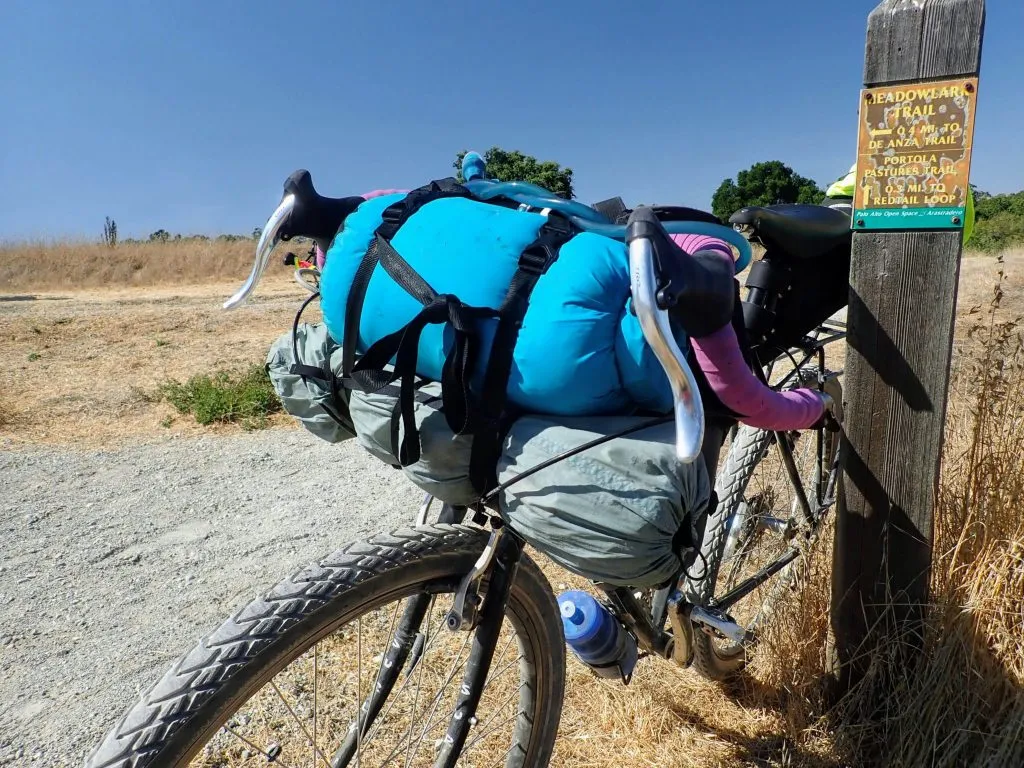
[953,217,962,225]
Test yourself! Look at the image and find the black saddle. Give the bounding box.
[730,204,851,261]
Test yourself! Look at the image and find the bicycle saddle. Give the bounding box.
[730,204,851,261]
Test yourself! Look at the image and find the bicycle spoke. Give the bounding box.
[268,680,331,768]
[363,597,440,747]
[356,616,363,767]
[219,723,298,768]
[478,656,520,697]
[406,632,474,759]
[490,632,518,673]
[370,626,473,768]
[484,743,518,768]
[402,611,430,768]
[408,634,520,759]
[705,371,844,658]
[463,681,526,753]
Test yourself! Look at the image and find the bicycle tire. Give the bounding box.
[687,369,842,681]
[85,524,565,768]
[687,425,772,680]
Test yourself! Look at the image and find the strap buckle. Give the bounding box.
[379,206,405,227]
[519,216,575,275]
[518,248,552,275]
[540,213,575,239]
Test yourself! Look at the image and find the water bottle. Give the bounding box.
[558,590,638,681]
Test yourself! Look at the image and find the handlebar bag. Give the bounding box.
[318,177,688,495]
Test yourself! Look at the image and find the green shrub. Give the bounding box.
[971,211,1024,253]
[160,364,280,429]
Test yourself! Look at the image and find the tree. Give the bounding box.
[970,183,992,201]
[149,229,170,243]
[971,190,1024,252]
[453,146,575,199]
[102,216,118,248]
[711,161,825,221]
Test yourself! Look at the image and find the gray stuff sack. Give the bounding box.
[497,415,712,588]
[266,320,480,504]
[265,323,356,443]
[348,382,480,506]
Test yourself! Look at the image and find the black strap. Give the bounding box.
[285,290,357,430]
[342,178,473,380]
[467,215,575,494]
[388,384,442,462]
[355,296,498,466]
[347,203,501,465]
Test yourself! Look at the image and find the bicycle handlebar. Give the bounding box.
[227,178,725,463]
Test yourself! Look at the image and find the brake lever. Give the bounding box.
[628,234,705,463]
[224,193,296,310]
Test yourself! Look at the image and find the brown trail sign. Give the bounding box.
[830,0,985,691]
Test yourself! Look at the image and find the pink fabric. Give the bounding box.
[671,234,736,269]
[670,234,824,431]
[690,322,824,430]
[360,188,409,200]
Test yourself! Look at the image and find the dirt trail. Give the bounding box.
[0,431,420,766]
[0,275,307,447]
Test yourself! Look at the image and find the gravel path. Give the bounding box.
[0,430,421,767]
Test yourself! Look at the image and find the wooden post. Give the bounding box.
[830,0,985,690]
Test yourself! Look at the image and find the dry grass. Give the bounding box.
[818,273,1024,766]
[0,238,273,292]
[0,274,307,446]
[3,241,1024,765]
[715,255,1024,767]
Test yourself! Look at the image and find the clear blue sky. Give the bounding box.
[2,0,1021,242]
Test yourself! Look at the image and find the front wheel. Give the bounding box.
[86,524,565,768]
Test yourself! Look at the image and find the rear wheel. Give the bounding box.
[86,524,565,768]
[687,370,842,681]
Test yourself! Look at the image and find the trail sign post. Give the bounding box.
[831,0,985,689]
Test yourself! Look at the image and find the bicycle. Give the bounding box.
[282,240,322,294]
[86,181,851,767]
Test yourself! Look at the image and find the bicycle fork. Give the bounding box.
[331,507,523,768]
